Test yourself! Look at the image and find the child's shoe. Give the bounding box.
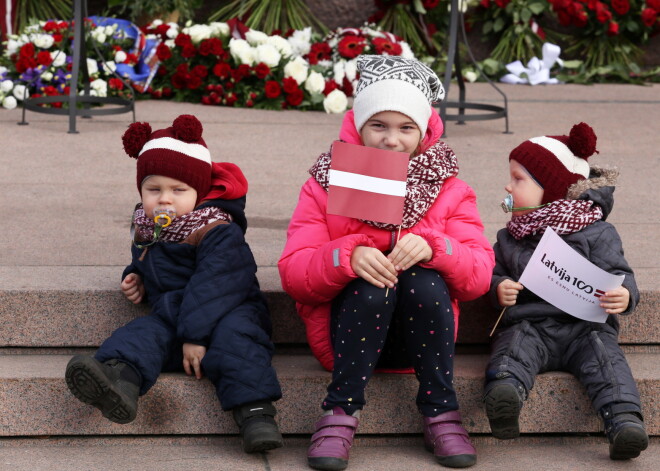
[232,401,283,453]
[423,410,476,468]
[307,407,359,471]
[483,377,526,439]
[65,355,140,424]
[601,404,648,460]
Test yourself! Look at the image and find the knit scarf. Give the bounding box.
[506,199,603,240]
[309,141,459,230]
[132,203,231,243]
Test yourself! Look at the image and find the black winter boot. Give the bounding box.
[65,355,140,424]
[232,401,283,453]
[483,375,526,439]
[601,403,648,460]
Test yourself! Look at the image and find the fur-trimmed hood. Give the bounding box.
[566,165,618,220]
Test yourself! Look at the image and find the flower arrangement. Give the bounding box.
[0,18,136,109]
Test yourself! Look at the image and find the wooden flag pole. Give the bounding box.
[385,225,403,297]
[489,307,507,337]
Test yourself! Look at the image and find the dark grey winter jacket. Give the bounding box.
[489,167,639,329]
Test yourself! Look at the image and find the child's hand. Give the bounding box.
[121,273,145,304]
[388,233,432,272]
[599,287,630,314]
[351,246,398,289]
[183,343,207,379]
[497,279,524,307]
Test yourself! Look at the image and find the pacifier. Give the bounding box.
[153,208,176,227]
[501,194,514,213]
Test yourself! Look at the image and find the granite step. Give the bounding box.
[0,435,658,471]
[1,266,659,347]
[0,352,657,437]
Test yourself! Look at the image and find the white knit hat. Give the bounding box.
[353,55,445,136]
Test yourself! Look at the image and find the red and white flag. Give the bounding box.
[327,140,409,225]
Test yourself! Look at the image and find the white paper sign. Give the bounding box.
[518,227,625,323]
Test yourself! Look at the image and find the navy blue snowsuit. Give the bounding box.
[95,197,282,411]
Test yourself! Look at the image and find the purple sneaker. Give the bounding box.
[424,410,477,468]
[307,407,359,471]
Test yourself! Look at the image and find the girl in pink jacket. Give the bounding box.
[278,55,494,470]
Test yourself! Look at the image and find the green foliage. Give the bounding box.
[14,0,72,34]
[107,0,202,24]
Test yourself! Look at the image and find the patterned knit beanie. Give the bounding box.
[122,115,211,201]
[510,122,598,204]
[353,54,445,136]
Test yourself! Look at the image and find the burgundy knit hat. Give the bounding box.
[122,115,211,201]
[509,122,598,204]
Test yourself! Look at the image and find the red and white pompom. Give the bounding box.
[568,122,598,160]
[122,122,152,158]
[172,114,203,142]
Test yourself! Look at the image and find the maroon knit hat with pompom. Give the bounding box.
[509,122,599,204]
[122,115,211,201]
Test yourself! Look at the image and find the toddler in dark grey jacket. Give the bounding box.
[484,122,648,460]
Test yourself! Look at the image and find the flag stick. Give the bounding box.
[489,307,507,337]
[385,226,403,297]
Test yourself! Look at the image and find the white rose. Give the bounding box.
[102,61,116,74]
[41,71,53,81]
[2,96,17,110]
[114,50,127,63]
[12,85,29,100]
[51,50,66,67]
[151,19,163,27]
[344,59,358,82]
[323,89,348,114]
[166,25,179,39]
[283,56,309,84]
[165,39,175,48]
[0,80,13,93]
[33,34,54,49]
[255,44,281,68]
[229,39,255,65]
[104,25,116,36]
[209,22,229,37]
[90,78,107,96]
[94,31,107,44]
[464,70,478,83]
[246,29,269,46]
[267,35,293,58]
[304,70,325,95]
[0,66,7,75]
[287,28,311,56]
[333,60,345,85]
[86,58,98,75]
[399,42,415,60]
[183,24,212,43]
[5,39,20,56]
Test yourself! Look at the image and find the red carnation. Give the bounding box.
[337,35,366,59]
[648,0,660,12]
[285,88,304,107]
[264,80,281,99]
[641,7,658,26]
[174,33,192,47]
[109,78,124,90]
[282,77,299,94]
[323,80,339,96]
[225,92,238,106]
[52,33,63,43]
[480,0,491,7]
[19,43,35,58]
[199,38,224,56]
[156,43,172,61]
[192,64,208,78]
[611,0,630,15]
[181,44,197,59]
[213,62,231,79]
[235,64,251,81]
[253,62,271,79]
[342,77,354,97]
[422,0,440,8]
[171,72,188,89]
[494,0,510,7]
[37,51,53,66]
[606,21,619,35]
[595,2,612,23]
[43,21,58,32]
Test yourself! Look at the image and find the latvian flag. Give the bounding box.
[327,141,409,225]
[594,289,606,298]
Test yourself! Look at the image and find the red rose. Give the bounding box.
[192,64,208,78]
[422,0,440,8]
[480,0,491,7]
[43,21,58,32]
[176,63,189,74]
[58,21,68,29]
[171,73,188,89]
[151,89,163,99]
[157,65,168,76]
[174,33,192,47]
[37,51,53,66]
[187,75,202,89]
[162,87,173,97]
[323,80,339,96]
[264,80,281,99]
[285,88,304,107]
[109,78,124,90]
[606,21,620,36]
[611,0,630,15]
[282,77,299,94]
[156,24,170,38]
[595,2,612,23]
[337,35,366,59]
[19,43,35,59]
[181,44,197,59]
[156,43,172,61]
[201,95,212,105]
[253,62,271,79]
[237,64,250,79]
[246,99,254,107]
[342,77,354,97]
[641,7,658,26]
[200,38,224,56]
[225,92,238,106]
[52,33,63,43]
[199,39,213,56]
[213,62,231,79]
[648,0,660,12]
[43,86,58,95]
[494,0,510,7]
[372,37,402,56]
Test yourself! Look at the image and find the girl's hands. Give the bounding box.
[183,343,207,379]
[599,287,630,314]
[121,273,145,304]
[388,233,432,272]
[351,246,398,289]
[497,279,524,307]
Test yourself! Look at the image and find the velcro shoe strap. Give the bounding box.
[430,423,469,437]
[312,425,356,442]
[241,402,277,419]
[314,414,359,430]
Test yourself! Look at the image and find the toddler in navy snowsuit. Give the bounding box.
[65,115,283,453]
[483,122,648,460]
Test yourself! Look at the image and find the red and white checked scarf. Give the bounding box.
[132,204,231,243]
[310,141,459,230]
[506,199,603,240]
